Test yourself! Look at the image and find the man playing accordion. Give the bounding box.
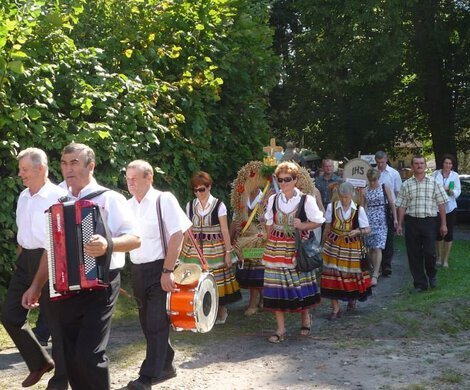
[22,143,141,390]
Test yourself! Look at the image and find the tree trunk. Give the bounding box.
[412,0,457,170]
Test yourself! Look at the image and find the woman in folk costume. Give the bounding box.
[231,161,272,316]
[321,182,372,320]
[232,186,266,316]
[179,171,241,324]
[262,162,325,343]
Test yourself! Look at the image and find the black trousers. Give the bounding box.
[131,260,174,379]
[404,216,438,289]
[381,222,395,273]
[1,249,68,389]
[55,271,120,390]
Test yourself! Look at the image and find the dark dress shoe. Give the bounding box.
[22,361,54,387]
[429,278,437,289]
[414,287,428,293]
[127,376,151,390]
[151,367,177,385]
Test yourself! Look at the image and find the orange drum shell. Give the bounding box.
[167,284,197,331]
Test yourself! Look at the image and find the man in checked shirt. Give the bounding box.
[396,155,448,292]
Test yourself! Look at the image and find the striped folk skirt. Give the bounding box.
[262,228,320,312]
[180,237,241,305]
[263,267,320,312]
[235,257,264,289]
[212,265,242,305]
[321,232,371,301]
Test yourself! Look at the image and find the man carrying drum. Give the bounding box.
[125,160,192,390]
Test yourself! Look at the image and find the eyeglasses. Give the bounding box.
[193,187,206,193]
[277,176,295,183]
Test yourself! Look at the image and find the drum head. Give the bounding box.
[194,273,218,333]
[174,263,202,285]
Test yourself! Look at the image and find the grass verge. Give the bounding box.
[373,237,470,338]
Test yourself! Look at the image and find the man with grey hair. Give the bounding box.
[125,159,192,390]
[1,147,68,388]
[374,151,402,277]
[23,143,141,389]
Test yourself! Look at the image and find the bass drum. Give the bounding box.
[166,270,218,333]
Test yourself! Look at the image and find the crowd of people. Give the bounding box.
[1,145,461,389]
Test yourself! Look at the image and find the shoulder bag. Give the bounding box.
[295,194,323,272]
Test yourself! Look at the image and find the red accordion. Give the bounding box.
[47,199,112,299]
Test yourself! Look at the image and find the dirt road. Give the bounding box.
[1,237,470,389]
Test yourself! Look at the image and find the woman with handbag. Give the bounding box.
[179,171,242,325]
[363,168,397,286]
[321,182,372,320]
[262,162,325,343]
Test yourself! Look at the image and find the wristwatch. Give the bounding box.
[162,268,174,274]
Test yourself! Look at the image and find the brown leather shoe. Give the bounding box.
[22,361,54,387]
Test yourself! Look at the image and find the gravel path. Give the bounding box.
[1,228,470,389]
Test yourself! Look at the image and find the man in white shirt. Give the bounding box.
[1,148,68,389]
[23,143,140,390]
[375,151,402,277]
[125,160,192,390]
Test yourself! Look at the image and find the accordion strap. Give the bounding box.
[59,189,110,203]
[81,188,113,283]
[95,206,113,283]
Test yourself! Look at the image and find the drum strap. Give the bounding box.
[157,194,209,271]
[187,229,209,272]
[156,194,168,257]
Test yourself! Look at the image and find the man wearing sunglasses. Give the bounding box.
[126,160,192,390]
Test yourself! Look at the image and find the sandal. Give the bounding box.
[215,309,228,325]
[371,276,378,287]
[346,300,357,312]
[300,326,311,336]
[268,333,286,343]
[244,307,258,316]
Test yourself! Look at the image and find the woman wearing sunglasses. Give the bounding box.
[262,162,325,343]
[179,171,241,324]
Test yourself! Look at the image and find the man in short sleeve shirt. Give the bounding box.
[23,143,141,389]
[125,160,192,390]
[396,155,448,292]
[1,147,68,389]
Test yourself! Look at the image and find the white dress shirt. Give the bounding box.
[128,188,192,264]
[16,180,67,250]
[65,179,137,270]
[378,165,402,201]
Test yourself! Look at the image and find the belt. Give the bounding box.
[21,248,44,255]
[131,259,164,268]
[405,215,437,219]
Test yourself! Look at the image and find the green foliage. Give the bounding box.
[270,0,407,158]
[0,0,278,299]
[269,0,469,163]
